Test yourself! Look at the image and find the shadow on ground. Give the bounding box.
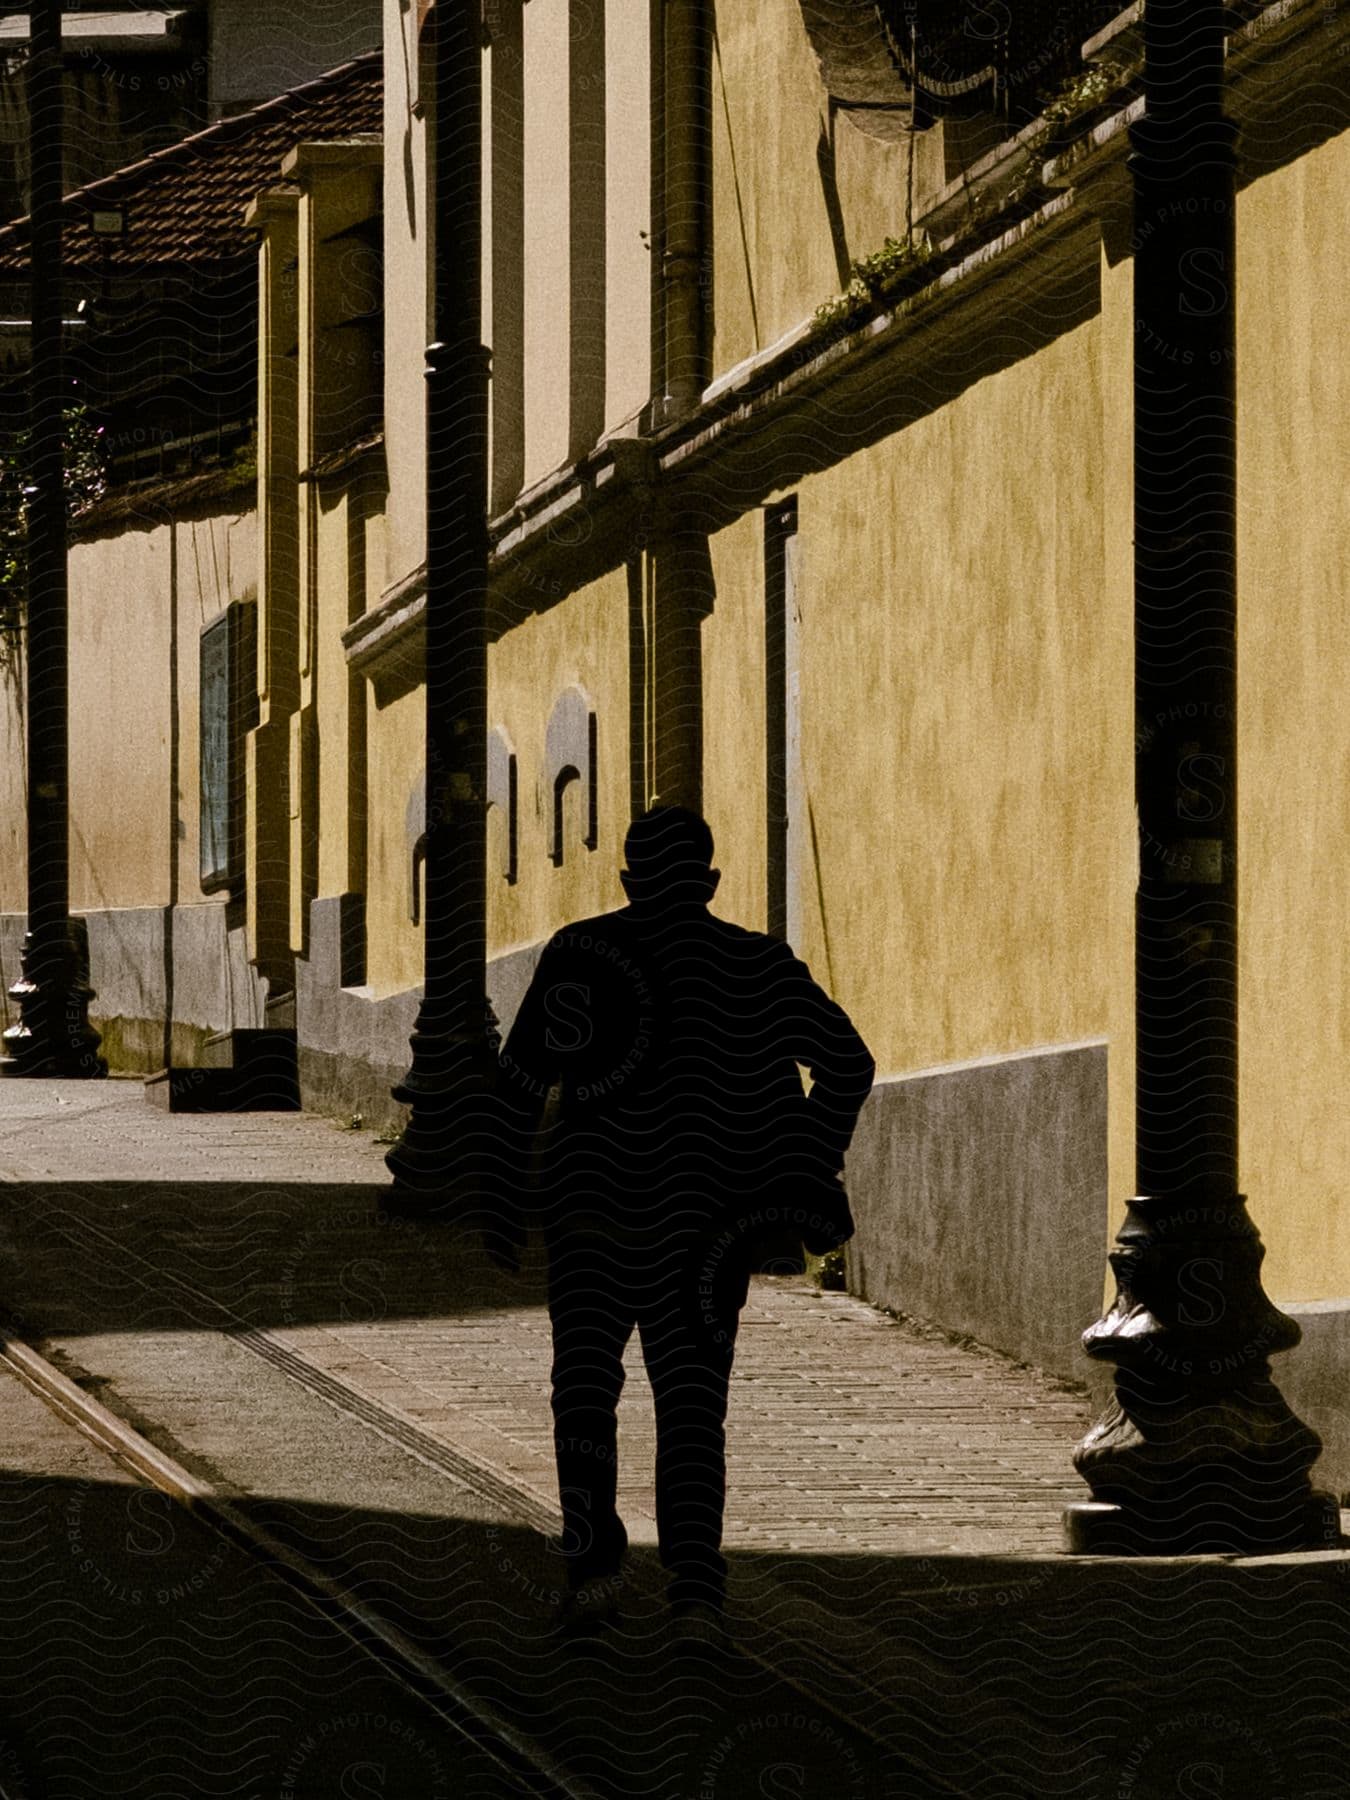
[0,1180,540,1336]
[2,1464,1344,1800]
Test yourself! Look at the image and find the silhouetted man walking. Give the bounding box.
[493,806,874,1624]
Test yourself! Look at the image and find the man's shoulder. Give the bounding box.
[705,916,802,971]
[540,908,800,974]
[540,909,639,961]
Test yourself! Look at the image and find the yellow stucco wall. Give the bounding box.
[711,0,936,376]
[522,0,573,486]
[1236,130,1350,1300]
[364,680,424,997]
[0,656,21,912]
[315,487,356,904]
[487,568,630,957]
[711,0,840,370]
[381,0,430,592]
[704,509,768,932]
[363,568,631,996]
[62,509,256,917]
[604,0,652,438]
[69,525,171,912]
[790,314,1136,1137]
[1098,244,1137,1244]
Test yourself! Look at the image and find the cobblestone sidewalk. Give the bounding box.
[0,1078,1092,1562]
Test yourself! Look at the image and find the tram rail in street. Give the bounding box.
[0,1324,600,1800]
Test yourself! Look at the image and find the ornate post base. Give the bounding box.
[2,918,106,1078]
[1065,1195,1341,1556]
[383,1000,501,1217]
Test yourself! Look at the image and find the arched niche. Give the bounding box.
[545,685,597,867]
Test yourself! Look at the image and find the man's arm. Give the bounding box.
[498,939,565,1132]
[485,941,565,1263]
[776,947,876,1176]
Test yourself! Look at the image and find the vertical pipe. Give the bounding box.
[649,518,711,812]
[764,503,789,941]
[26,0,68,955]
[388,0,491,1191]
[3,0,104,1078]
[163,523,178,1068]
[660,0,711,420]
[568,0,606,458]
[1132,0,1237,1204]
[1066,0,1333,1555]
[648,0,667,415]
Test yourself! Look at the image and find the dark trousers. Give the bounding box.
[546,1227,750,1607]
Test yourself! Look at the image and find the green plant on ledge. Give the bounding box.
[852,231,934,295]
[812,231,934,336]
[1040,62,1118,131]
[227,427,258,487]
[0,405,107,674]
[1001,63,1125,213]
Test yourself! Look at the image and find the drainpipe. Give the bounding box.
[646,0,713,813]
[659,0,711,422]
[1065,0,1334,1554]
[3,0,105,1080]
[387,0,492,1197]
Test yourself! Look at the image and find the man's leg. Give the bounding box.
[547,1234,632,1590]
[639,1239,749,1612]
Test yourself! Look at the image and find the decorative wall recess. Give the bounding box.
[487,725,519,884]
[545,684,598,866]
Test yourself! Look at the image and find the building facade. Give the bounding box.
[3,0,1349,1463]
[0,54,382,1073]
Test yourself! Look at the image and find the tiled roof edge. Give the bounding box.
[0,47,382,241]
[70,464,257,538]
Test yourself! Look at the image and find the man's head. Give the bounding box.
[620,805,721,906]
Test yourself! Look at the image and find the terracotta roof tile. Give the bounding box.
[0,49,381,274]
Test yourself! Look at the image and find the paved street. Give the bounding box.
[2,1080,1349,1797]
[0,1354,534,1800]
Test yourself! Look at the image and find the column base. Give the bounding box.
[1,921,106,1079]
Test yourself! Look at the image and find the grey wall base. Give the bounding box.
[295,896,545,1134]
[1,896,549,1112]
[1266,1303,1350,1500]
[845,1040,1110,1386]
[1,905,266,1073]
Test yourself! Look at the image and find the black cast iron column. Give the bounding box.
[386,0,493,1198]
[3,0,105,1080]
[1065,0,1333,1554]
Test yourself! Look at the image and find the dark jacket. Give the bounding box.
[496,902,875,1238]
